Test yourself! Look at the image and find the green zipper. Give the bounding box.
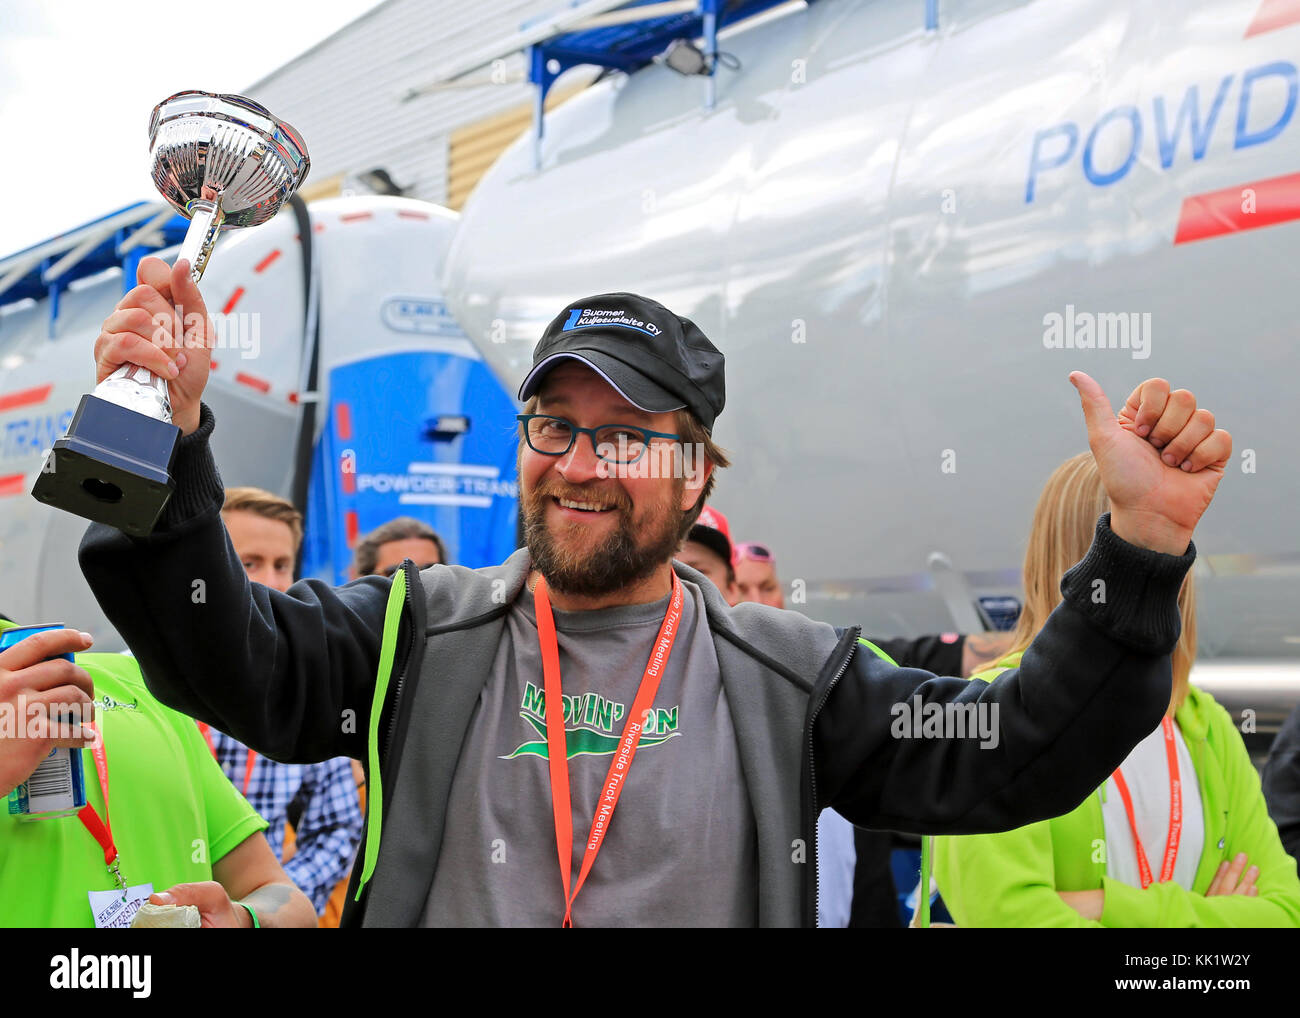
[856,637,899,668]
[355,568,409,901]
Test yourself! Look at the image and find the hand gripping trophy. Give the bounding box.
[33,91,309,536]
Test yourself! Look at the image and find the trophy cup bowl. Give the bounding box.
[32,91,309,537]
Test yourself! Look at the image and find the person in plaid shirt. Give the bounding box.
[205,487,364,917]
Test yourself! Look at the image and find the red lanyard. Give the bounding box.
[77,724,127,893]
[1109,716,1182,888]
[197,721,257,796]
[534,571,684,928]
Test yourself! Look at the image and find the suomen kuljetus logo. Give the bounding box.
[562,307,663,336]
[502,681,681,760]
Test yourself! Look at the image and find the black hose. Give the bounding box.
[287,192,319,571]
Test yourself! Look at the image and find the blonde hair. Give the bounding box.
[222,486,304,553]
[980,452,1195,716]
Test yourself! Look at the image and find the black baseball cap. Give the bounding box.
[517,293,726,431]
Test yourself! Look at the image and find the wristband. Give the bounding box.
[236,900,260,929]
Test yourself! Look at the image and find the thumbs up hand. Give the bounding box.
[1069,373,1232,555]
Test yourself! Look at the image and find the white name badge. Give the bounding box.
[88,883,154,929]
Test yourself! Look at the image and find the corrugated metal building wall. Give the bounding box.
[246,0,578,208]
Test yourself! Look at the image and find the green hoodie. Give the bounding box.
[934,653,1300,927]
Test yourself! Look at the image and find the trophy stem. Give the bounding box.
[86,194,227,423]
[178,198,225,281]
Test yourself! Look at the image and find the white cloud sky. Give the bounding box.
[0,0,385,255]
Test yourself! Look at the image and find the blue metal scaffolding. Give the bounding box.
[0,203,189,337]
[525,0,816,167]
[520,0,944,168]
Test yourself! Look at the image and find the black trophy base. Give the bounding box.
[32,393,181,537]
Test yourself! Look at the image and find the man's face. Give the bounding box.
[734,558,784,609]
[519,362,708,598]
[224,510,296,593]
[373,538,442,577]
[676,540,737,604]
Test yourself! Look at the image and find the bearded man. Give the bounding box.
[79,257,1231,927]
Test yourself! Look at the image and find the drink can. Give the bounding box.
[2,624,88,820]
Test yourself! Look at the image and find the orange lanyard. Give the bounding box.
[77,724,127,893]
[535,572,684,928]
[1109,716,1182,888]
[197,721,257,796]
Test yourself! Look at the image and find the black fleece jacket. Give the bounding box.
[77,404,1199,926]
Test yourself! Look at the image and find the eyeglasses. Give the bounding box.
[516,414,681,465]
[733,543,775,566]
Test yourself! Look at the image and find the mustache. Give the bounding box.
[530,480,632,513]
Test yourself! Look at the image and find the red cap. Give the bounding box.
[695,505,731,541]
[688,506,732,565]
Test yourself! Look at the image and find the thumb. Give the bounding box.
[137,255,174,302]
[1069,371,1117,440]
[151,882,213,908]
[171,259,213,350]
[171,259,211,316]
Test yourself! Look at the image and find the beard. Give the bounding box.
[523,475,687,598]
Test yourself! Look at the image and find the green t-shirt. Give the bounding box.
[0,634,267,927]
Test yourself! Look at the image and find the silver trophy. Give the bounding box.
[34,91,310,535]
